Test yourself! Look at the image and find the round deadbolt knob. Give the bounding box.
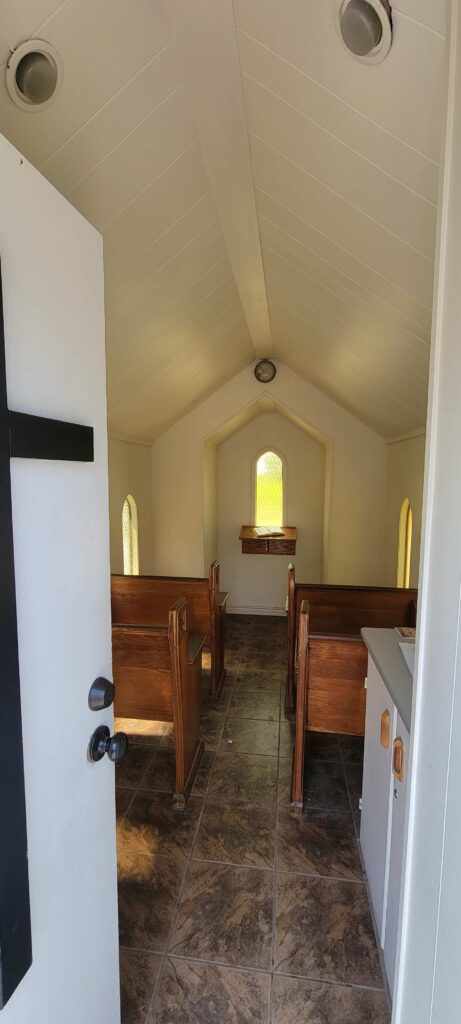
[88,725,128,765]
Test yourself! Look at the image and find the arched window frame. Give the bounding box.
[122,494,139,575]
[397,498,412,588]
[252,447,286,527]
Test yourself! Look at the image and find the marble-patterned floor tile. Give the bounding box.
[234,671,281,694]
[304,761,350,810]
[306,732,342,762]
[115,718,170,748]
[169,861,273,969]
[208,751,278,805]
[271,976,390,1023]
[116,788,135,818]
[229,690,279,721]
[119,792,203,861]
[120,948,161,1024]
[277,757,293,806]
[201,708,227,751]
[276,808,363,880]
[221,718,279,756]
[118,848,184,953]
[149,958,271,1024]
[275,874,383,986]
[141,748,176,794]
[191,750,216,796]
[279,721,295,757]
[338,734,364,764]
[159,723,175,748]
[193,797,276,868]
[344,763,363,816]
[116,745,155,789]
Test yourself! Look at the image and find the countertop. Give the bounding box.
[361,627,414,731]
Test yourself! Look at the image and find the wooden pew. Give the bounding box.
[111,560,228,699]
[286,564,417,711]
[112,598,204,809]
[290,600,367,815]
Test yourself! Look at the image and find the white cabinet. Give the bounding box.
[361,657,396,944]
[384,714,410,994]
[361,654,411,1001]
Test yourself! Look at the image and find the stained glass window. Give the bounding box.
[397,498,412,588]
[122,494,139,575]
[255,450,283,526]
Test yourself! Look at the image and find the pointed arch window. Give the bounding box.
[122,494,139,575]
[397,498,412,588]
[255,450,284,526]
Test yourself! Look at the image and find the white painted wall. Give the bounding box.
[151,362,387,598]
[384,433,426,588]
[217,412,324,612]
[108,436,154,573]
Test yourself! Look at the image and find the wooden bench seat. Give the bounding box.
[112,598,204,809]
[290,600,367,814]
[286,564,417,711]
[111,561,228,699]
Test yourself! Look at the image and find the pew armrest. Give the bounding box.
[219,591,229,608]
[188,633,206,665]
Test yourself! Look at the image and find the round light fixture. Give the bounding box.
[336,0,392,64]
[254,359,277,384]
[6,40,63,111]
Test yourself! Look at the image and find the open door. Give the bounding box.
[0,134,120,1021]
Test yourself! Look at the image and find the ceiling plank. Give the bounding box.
[164,0,272,357]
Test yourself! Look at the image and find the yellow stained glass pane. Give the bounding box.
[255,451,283,526]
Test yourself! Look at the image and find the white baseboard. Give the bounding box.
[227,604,286,617]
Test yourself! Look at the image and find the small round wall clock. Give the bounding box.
[254,359,276,384]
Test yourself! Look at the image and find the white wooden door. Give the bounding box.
[360,657,396,946]
[384,716,409,998]
[393,4,461,1021]
[0,136,120,1021]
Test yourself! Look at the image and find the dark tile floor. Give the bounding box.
[117,615,390,1023]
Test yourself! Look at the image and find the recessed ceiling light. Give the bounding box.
[336,0,392,64]
[254,359,277,384]
[6,40,63,111]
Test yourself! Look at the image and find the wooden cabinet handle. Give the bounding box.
[380,709,391,749]
[393,737,405,782]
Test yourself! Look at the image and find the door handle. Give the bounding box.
[393,736,405,783]
[88,677,115,711]
[88,725,128,765]
[380,709,391,749]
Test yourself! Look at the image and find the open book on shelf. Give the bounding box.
[253,526,285,537]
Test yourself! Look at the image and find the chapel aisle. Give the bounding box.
[116,615,391,1023]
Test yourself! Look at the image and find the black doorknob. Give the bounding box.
[88,725,128,765]
[88,677,116,711]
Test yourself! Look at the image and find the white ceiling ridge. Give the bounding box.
[386,427,426,444]
[258,213,431,344]
[238,28,440,168]
[107,190,212,286]
[39,41,174,172]
[65,84,184,198]
[106,217,220,314]
[100,139,200,231]
[265,250,431,373]
[108,432,154,448]
[255,187,433,315]
[163,0,272,358]
[250,132,436,264]
[244,72,437,209]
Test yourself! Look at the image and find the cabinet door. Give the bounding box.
[384,715,410,997]
[360,656,396,945]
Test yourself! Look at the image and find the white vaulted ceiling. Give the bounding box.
[0,0,447,439]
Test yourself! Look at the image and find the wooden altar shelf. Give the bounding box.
[239,525,297,555]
